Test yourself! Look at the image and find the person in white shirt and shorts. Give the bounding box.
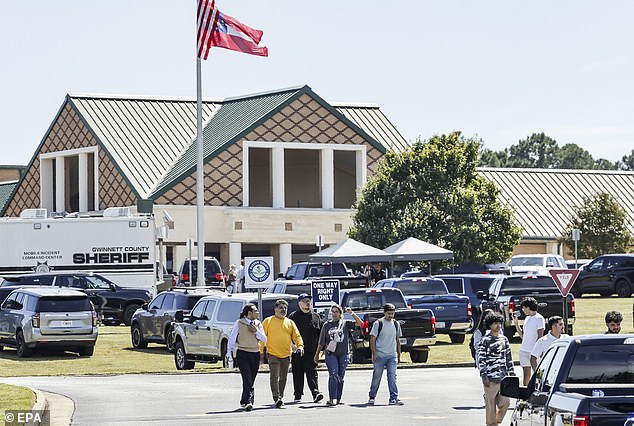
[513,297,544,386]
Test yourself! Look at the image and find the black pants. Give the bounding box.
[292,351,319,399]
[236,349,260,405]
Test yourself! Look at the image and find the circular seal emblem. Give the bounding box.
[247,259,271,283]
[35,261,51,273]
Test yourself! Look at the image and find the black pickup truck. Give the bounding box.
[339,287,436,363]
[501,334,634,426]
[374,277,471,343]
[477,275,576,340]
[282,262,368,289]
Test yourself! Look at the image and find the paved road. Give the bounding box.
[3,367,515,425]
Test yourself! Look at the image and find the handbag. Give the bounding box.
[326,320,345,352]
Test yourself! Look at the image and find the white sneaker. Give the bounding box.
[367,398,375,405]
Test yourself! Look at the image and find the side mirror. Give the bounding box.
[174,310,184,322]
[109,283,116,291]
[500,376,530,400]
[142,303,149,311]
[476,291,486,300]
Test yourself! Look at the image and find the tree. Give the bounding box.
[349,132,522,264]
[554,144,595,169]
[618,148,634,171]
[559,192,633,259]
[479,148,508,167]
[594,158,618,170]
[506,133,558,168]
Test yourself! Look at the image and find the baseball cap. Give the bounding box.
[297,293,312,301]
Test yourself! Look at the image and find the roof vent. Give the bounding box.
[103,207,130,217]
[20,209,48,219]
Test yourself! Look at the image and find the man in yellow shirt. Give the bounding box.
[262,299,304,408]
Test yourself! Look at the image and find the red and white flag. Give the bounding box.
[197,0,219,59]
[210,12,268,57]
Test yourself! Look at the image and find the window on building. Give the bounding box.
[248,147,271,207]
[334,150,356,208]
[285,149,320,208]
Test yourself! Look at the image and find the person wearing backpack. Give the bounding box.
[367,303,404,406]
[313,304,362,406]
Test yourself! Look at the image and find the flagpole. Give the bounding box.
[195,56,205,287]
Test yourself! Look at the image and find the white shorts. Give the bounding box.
[519,350,532,367]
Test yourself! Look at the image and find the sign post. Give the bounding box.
[548,268,580,334]
[244,256,275,316]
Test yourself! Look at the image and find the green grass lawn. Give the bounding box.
[0,383,34,421]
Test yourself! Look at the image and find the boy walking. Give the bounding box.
[367,303,404,406]
[478,312,515,426]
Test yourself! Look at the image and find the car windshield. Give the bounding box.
[500,277,556,292]
[565,345,634,384]
[344,291,406,310]
[175,295,206,311]
[38,296,92,312]
[282,285,312,295]
[396,279,448,296]
[508,257,543,267]
[185,260,220,275]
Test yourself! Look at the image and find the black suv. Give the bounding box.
[572,254,634,298]
[178,257,225,288]
[0,272,152,326]
[130,288,211,351]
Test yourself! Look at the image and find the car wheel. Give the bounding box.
[174,340,194,370]
[410,350,429,363]
[123,304,141,327]
[131,323,148,349]
[466,315,478,333]
[449,333,466,344]
[165,326,175,353]
[78,346,94,357]
[616,280,632,298]
[16,331,32,358]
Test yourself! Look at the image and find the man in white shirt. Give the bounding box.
[530,316,565,370]
[513,297,544,386]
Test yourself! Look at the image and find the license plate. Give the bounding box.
[61,320,73,327]
[399,338,407,344]
[436,322,445,328]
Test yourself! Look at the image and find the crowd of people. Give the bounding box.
[474,298,624,426]
[225,289,626,424]
[226,295,406,410]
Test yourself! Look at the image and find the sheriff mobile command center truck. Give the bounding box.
[0,207,158,293]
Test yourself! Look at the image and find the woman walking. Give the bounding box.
[227,303,267,411]
[313,305,362,406]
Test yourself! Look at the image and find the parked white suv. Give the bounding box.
[507,254,566,275]
[172,292,296,370]
[0,287,98,357]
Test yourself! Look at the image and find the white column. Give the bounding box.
[356,149,366,197]
[229,242,242,267]
[55,156,65,212]
[279,243,292,276]
[40,158,54,212]
[272,146,285,208]
[321,148,334,209]
[78,153,88,212]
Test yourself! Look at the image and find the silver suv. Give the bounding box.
[172,292,296,370]
[0,287,98,357]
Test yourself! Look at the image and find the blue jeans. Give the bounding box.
[324,352,349,401]
[368,355,398,400]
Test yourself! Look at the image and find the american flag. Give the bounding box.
[197,0,218,60]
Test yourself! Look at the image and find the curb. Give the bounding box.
[26,388,74,426]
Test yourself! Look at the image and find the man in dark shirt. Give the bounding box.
[289,293,324,403]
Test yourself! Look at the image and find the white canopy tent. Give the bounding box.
[308,238,391,263]
[383,237,454,261]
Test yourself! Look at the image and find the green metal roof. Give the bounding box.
[0,181,17,214]
[479,167,634,239]
[67,86,402,200]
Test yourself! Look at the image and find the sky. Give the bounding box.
[2,1,634,166]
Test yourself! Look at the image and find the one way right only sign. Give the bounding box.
[549,269,580,297]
